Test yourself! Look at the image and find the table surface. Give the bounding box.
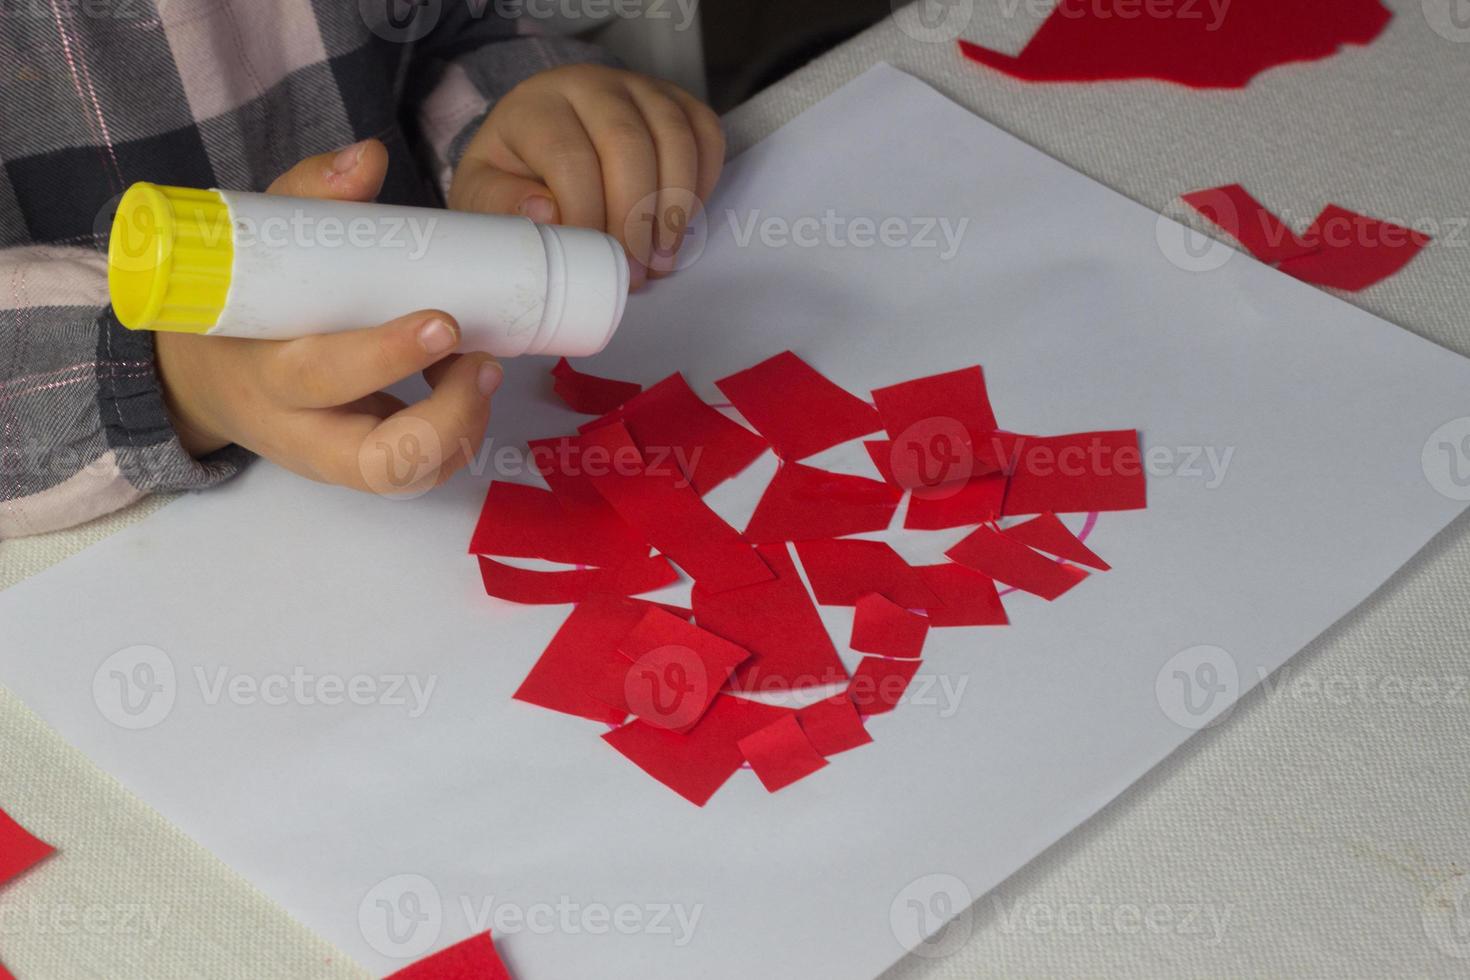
[4,3,1470,977]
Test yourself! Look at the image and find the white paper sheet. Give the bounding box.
[3,64,1469,978]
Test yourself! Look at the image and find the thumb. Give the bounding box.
[267,138,389,201]
[451,157,560,223]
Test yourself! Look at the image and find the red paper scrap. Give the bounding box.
[851,593,930,660]
[794,539,939,609]
[946,525,1088,601]
[512,595,649,724]
[905,472,1008,530]
[468,482,650,567]
[477,554,678,605]
[580,422,774,594]
[1180,184,1316,263]
[386,932,512,980]
[692,543,848,694]
[915,563,1009,627]
[611,608,751,731]
[582,373,767,494]
[1003,513,1110,571]
[1183,187,1431,291]
[796,694,873,756]
[743,462,900,543]
[526,436,649,562]
[870,367,1000,489]
[603,694,792,806]
[958,0,1392,89]
[737,715,828,792]
[714,351,883,460]
[847,656,921,716]
[550,358,641,415]
[992,430,1146,516]
[0,807,53,886]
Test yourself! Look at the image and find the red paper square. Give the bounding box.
[743,462,900,543]
[610,608,751,732]
[993,430,1146,515]
[793,539,938,609]
[945,526,1089,601]
[385,932,512,980]
[847,656,922,716]
[850,593,930,660]
[737,715,828,792]
[796,695,873,756]
[550,357,641,415]
[915,564,1009,627]
[715,351,882,460]
[905,472,1008,530]
[512,595,650,724]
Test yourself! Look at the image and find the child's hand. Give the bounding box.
[449,65,725,290]
[156,140,502,494]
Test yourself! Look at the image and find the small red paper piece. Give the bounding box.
[737,715,828,792]
[0,807,53,885]
[582,373,767,494]
[526,436,649,563]
[603,694,792,806]
[870,367,1001,490]
[611,608,750,732]
[1183,186,1431,291]
[714,351,883,460]
[915,563,1009,627]
[992,430,1146,516]
[580,422,773,594]
[512,595,649,724]
[958,0,1392,89]
[905,472,1008,530]
[850,593,930,660]
[794,539,939,609]
[692,543,848,693]
[386,932,512,980]
[743,462,900,543]
[847,656,921,716]
[1003,513,1110,571]
[550,358,642,415]
[946,526,1088,601]
[477,554,678,605]
[796,695,873,756]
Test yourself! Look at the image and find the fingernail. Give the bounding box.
[477,361,504,398]
[629,260,648,291]
[518,196,556,223]
[417,317,456,355]
[330,140,366,176]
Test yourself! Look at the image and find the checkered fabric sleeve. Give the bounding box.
[0,1,610,537]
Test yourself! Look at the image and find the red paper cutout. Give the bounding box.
[0,807,53,886]
[796,695,873,756]
[958,0,1392,89]
[582,373,767,494]
[915,564,1009,627]
[794,539,939,609]
[691,543,848,693]
[611,608,751,732]
[580,422,774,594]
[946,525,1088,600]
[847,656,921,716]
[526,436,648,562]
[715,351,882,460]
[906,472,1008,530]
[1003,513,1111,570]
[737,715,828,792]
[991,430,1146,516]
[870,367,1001,490]
[512,595,650,724]
[550,358,641,415]
[386,932,512,980]
[743,462,900,543]
[477,554,678,605]
[603,694,792,806]
[850,593,930,660]
[1183,186,1432,291]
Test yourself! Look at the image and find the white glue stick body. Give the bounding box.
[107,183,630,358]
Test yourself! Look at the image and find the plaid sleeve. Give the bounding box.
[0,246,249,538]
[405,12,619,195]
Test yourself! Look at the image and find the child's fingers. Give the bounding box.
[452,157,560,224]
[658,82,726,205]
[567,91,659,284]
[500,96,607,234]
[262,310,460,409]
[628,84,700,277]
[267,138,389,202]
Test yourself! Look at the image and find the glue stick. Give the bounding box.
[106,182,630,358]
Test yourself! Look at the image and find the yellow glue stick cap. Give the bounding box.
[107,182,234,334]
